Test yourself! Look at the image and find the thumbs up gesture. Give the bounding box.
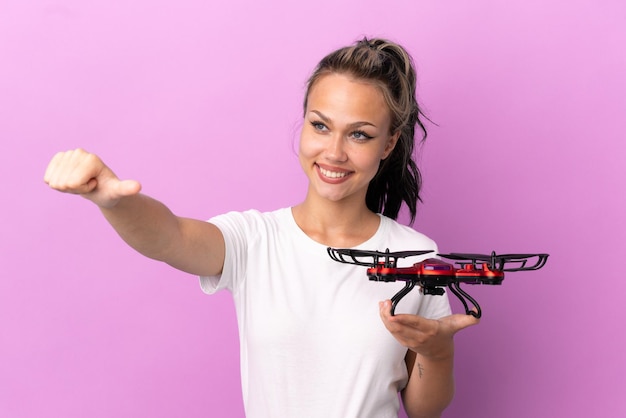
[44,149,141,208]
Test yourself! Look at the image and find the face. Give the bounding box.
[299,73,399,205]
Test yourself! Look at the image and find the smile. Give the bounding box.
[319,166,349,179]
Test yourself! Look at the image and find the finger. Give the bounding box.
[379,300,427,328]
[378,300,396,330]
[115,179,142,197]
[44,149,98,193]
[379,300,394,322]
[43,151,65,184]
[44,151,78,188]
[379,300,407,340]
[444,313,480,333]
[379,301,427,338]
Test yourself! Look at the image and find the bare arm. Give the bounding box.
[44,149,224,277]
[379,300,479,418]
[401,340,454,418]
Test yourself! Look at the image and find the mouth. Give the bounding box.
[319,165,349,179]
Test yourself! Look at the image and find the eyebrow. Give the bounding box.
[310,110,378,129]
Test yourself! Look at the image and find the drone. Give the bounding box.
[327,248,549,318]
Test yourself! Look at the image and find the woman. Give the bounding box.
[44,38,478,418]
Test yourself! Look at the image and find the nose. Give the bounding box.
[324,133,348,162]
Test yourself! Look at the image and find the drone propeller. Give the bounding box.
[327,248,386,266]
[493,253,549,271]
[440,251,549,271]
[441,252,493,261]
[327,248,434,267]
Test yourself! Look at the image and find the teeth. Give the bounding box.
[319,166,348,179]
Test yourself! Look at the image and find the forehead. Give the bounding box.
[306,73,391,124]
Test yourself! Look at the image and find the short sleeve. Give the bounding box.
[198,211,253,294]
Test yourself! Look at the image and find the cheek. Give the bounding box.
[347,152,383,185]
[297,133,314,169]
[297,131,320,160]
[351,146,386,170]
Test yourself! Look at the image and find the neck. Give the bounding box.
[292,190,381,248]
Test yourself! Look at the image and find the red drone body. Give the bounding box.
[367,257,505,284]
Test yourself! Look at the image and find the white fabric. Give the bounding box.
[200,208,451,418]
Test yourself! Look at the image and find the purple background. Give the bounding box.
[1,1,625,417]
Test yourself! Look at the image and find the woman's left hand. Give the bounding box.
[379,300,479,359]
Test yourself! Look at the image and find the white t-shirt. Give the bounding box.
[200,208,451,418]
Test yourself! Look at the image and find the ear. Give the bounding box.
[382,131,400,160]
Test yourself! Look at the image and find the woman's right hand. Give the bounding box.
[44,149,141,208]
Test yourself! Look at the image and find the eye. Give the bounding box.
[351,130,374,141]
[310,121,328,132]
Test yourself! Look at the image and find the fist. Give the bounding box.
[44,149,141,208]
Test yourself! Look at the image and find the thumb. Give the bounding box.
[85,178,142,208]
[445,313,480,334]
[114,179,142,197]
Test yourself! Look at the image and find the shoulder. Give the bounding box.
[379,216,438,253]
[210,207,288,226]
[209,208,291,238]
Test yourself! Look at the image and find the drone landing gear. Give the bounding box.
[390,281,416,315]
[448,282,482,318]
[389,281,482,318]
